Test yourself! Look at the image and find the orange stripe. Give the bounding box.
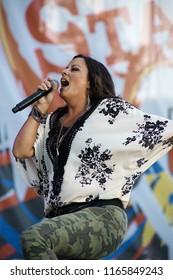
[0,194,18,212]
[169,149,173,174]
[132,246,146,260]
[0,150,11,166]
[24,187,40,202]
[136,213,145,225]
[0,244,16,260]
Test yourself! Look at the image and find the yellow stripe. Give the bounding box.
[128,60,173,103]
[0,3,16,70]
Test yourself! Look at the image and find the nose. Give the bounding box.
[62,68,69,76]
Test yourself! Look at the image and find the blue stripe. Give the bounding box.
[19,202,41,223]
[0,215,22,254]
[127,207,135,220]
[0,178,15,188]
[169,194,173,204]
[145,161,163,174]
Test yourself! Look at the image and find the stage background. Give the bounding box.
[0,0,173,260]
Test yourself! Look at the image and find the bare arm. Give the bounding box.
[12,79,58,158]
[12,116,41,158]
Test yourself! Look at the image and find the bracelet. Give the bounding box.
[28,105,48,124]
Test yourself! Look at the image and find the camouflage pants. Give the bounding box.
[20,205,127,260]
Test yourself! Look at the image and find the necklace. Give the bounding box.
[56,125,71,155]
[56,102,91,155]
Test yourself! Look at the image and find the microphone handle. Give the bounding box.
[12,80,58,113]
[12,88,52,113]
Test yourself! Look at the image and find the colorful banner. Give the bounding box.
[0,0,173,260]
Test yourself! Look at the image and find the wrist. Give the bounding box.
[28,104,48,123]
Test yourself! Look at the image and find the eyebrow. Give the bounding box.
[66,64,81,69]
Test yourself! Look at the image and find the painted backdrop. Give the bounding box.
[0,0,173,260]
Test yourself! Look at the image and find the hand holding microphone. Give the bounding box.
[12,78,59,113]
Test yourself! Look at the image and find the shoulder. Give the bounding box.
[99,97,135,108]
[98,97,137,115]
[90,97,138,125]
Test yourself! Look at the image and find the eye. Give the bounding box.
[71,67,79,72]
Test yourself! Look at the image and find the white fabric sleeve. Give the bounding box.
[123,107,173,174]
[15,121,48,195]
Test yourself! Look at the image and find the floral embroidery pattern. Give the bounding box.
[85,194,100,202]
[123,115,168,150]
[98,99,134,124]
[75,138,115,190]
[136,158,148,167]
[49,190,64,208]
[31,156,49,196]
[18,158,27,171]
[122,172,142,196]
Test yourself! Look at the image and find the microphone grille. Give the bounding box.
[51,79,59,88]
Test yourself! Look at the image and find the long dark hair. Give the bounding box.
[73,54,116,100]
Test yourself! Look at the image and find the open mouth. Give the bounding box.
[61,78,69,87]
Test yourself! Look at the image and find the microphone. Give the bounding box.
[12,79,59,113]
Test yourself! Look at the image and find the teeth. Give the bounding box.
[61,79,69,87]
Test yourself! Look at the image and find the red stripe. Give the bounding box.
[24,187,39,202]
[169,149,173,174]
[0,150,11,166]
[0,194,18,212]
[0,244,16,260]
[132,247,146,260]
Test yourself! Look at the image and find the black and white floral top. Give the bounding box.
[16,98,173,217]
